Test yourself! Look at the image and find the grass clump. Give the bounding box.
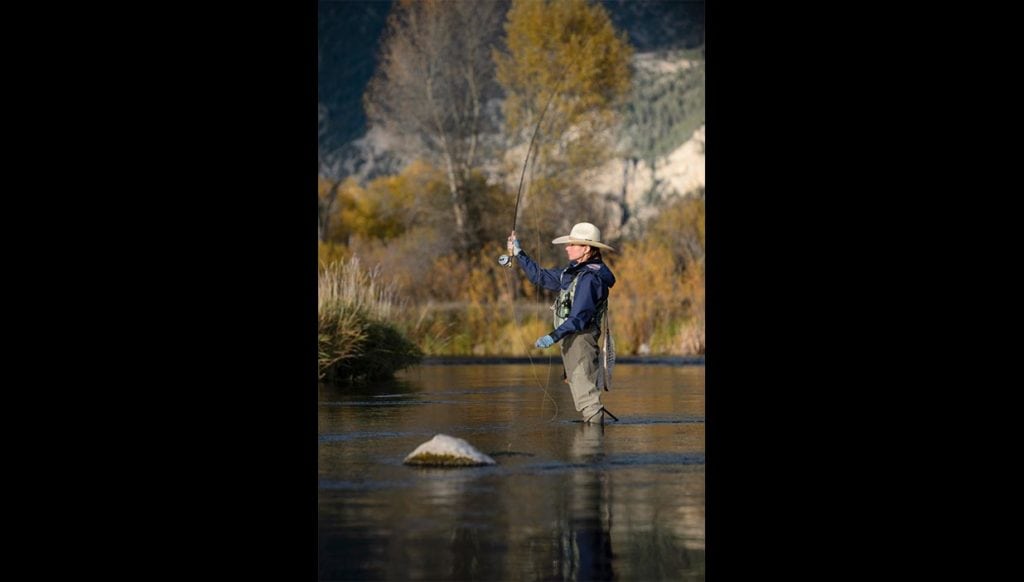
[318,257,422,381]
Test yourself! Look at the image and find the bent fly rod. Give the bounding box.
[498,35,592,268]
[497,81,563,268]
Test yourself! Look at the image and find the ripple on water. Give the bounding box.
[319,431,420,443]
[319,400,463,407]
[523,452,705,471]
[561,416,704,426]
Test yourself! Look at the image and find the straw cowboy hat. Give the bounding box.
[552,222,616,252]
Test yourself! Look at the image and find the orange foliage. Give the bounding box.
[607,240,685,354]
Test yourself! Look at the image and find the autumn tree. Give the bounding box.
[610,192,705,355]
[364,0,508,255]
[318,148,348,243]
[318,174,356,245]
[494,0,632,253]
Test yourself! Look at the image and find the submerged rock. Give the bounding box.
[403,434,496,467]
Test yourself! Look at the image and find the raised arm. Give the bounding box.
[508,231,561,291]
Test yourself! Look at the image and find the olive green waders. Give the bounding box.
[561,330,605,420]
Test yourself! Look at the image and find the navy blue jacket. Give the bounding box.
[515,251,616,342]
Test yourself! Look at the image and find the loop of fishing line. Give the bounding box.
[499,35,597,422]
[503,268,558,422]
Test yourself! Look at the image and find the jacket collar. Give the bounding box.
[568,257,602,271]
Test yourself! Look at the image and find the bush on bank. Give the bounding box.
[318,258,422,381]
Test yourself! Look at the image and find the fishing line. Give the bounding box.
[498,33,595,266]
[500,34,597,422]
[502,125,557,421]
[500,59,570,422]
[502,269,558,421]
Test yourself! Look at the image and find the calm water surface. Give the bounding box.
[318,363,705,581]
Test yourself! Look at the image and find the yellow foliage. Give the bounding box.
[607,240,686,354]
[646,194,705,270]
[665,197,705,355]
[494,0,633,253]
[496,0,633,138]
[318,242,351,267]
[405,300,552,357]
[319,176,361,244]
[323,212,703,356]
[362,160,445,237]
[326,160,450,244]
[373,234,704,356]
[317,176,336,201]
[340,179,391,240]
[320,172,703,357]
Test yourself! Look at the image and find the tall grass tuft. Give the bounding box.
[318,257,422,381]
[319,257,398,321]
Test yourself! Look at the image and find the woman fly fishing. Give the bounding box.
[506,223,619,424]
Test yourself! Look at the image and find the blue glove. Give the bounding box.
[535,335,554,349]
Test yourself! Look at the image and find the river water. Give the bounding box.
[318,362,705,581]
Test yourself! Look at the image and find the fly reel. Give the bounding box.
[498,254,514,268]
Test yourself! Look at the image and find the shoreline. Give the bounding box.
[417,355,705,366]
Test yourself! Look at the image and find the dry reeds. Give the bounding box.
[318,257,421,381]
[318,257,399,321]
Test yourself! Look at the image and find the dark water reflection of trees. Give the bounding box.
[318,364,704,581]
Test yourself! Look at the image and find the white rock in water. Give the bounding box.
[403,434,496,466]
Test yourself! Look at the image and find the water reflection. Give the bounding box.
[318,364,704,581]
[568,423,614,580]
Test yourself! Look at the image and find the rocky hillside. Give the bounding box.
[585,124,704,239]
[592,48,705,237]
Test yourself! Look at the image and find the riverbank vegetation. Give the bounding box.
[318,258,422,381]
[318,188,703,359]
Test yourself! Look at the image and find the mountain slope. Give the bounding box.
[317,0,704,159]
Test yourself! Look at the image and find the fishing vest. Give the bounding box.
[552,265,608,332]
